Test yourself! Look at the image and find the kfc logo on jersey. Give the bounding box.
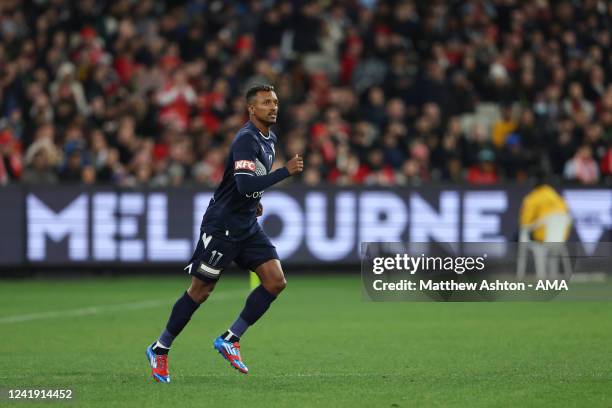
[234,160,256,171]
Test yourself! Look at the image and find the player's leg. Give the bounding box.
[214,231,282,374]
[147,276,215,382]
[221,259,285,341]
[147,232,235,382]
[156,276,217,350]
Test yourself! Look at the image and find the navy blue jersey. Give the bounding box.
[201,121,289,241]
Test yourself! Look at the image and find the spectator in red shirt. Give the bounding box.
[157,69,196,131]
[468,149,499,185]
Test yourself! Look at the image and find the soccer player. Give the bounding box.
[146,84,303,382]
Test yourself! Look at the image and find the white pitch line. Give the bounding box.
[0,300,169,324]
[0,290,245,324]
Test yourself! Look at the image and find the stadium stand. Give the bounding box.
[0,0,610,186]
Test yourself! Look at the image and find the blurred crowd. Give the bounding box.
[0,0,611,187]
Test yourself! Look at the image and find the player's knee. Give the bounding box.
[277,277,287,293]
[188,279,216,304]
[256,260,286,295]
[189,287,213,304]
[267,277,286,295]
[186,287,205,303]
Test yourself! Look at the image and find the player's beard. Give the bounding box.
[261,115,276,127]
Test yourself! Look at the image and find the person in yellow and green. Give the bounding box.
[519,172,572,242]
[517,171,573,279]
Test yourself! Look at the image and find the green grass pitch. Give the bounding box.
[2,275,611,407]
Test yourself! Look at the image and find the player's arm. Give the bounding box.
[233,136,303,194]
[235,167,291,194]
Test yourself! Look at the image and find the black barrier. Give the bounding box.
[0,185,610,268]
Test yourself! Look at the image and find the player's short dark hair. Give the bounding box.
[246,84,275,104]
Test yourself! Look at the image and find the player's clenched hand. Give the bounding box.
[256,202,263,217]
[286,154,304,175]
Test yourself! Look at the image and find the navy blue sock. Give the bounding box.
[224,285,276,340]
[157,291,200,349]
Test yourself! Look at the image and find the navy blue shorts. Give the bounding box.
[185,228,279,283]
